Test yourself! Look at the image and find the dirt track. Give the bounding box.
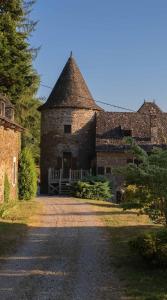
[0,197,122,300]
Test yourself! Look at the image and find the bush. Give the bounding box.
[19,147,37,200]
[4,174,10,203]
[129,229,167,266]
[72,176,112,200]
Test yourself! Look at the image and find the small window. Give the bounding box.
[106,167,111,174]
[64,125,71,134]
[123,129,132,137]
[127,159,133,164]
[97,167,104,175]
[127,159,141,166]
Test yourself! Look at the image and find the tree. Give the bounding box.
[0,0,40,162]
[120,139,167,225]
[19,147,37,200]
[17,96,41,164]
[0,0,39,102]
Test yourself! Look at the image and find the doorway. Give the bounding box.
[62,152,72,178]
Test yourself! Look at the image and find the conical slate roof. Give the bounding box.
[39,55,102,111]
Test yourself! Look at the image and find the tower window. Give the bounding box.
[64,125,71,134]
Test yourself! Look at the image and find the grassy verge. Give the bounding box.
[85,199,167,300]
[0,199,42,256]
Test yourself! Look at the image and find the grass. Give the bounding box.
[85,199,167,300]
[0,199,42,256]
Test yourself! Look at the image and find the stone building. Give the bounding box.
[39,55,167,197]
[39,54,102,193]
[0,94,22,202]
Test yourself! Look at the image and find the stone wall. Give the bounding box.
[96,152,131,197]
[0,125,21,202]
[40,108,96,193]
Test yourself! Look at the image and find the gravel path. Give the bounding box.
[0,197,123,300]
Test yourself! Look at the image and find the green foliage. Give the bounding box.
[119,140,167,225]
[129,229,167,266]
[19,147,37,200]
[0,0,39,102]
[4,174,10,203]
[121,184,150,210]
[17,97,41,164]
[72,176,112,200]
[0,0,40,162]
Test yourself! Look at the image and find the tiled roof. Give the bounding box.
[96,102,167,152]
[39,55,102,111]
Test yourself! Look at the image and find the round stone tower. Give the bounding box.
[39,54,102,193]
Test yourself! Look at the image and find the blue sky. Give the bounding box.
[30,0,167,111]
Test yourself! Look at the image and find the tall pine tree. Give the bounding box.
[0,0,41,163]
[0,0,39,102]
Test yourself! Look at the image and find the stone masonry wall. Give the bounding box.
[40,108,96,193]
[0,125,21,203]
[96,152,131,197]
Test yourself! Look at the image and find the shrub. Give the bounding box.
[19,147,37,200]
[4,174,10,203]
[129,229,167,266]
[72,176,112,200]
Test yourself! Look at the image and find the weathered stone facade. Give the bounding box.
[40,108,97,192]
[0,94,22,203]
[39,55,167,198]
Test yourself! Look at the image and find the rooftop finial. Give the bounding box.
[70,51,73,57]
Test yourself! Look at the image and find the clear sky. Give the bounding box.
[30,0,167,111]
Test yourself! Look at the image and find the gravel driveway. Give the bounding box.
[0,197,123,300]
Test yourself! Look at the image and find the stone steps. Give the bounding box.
[60,182,71,195]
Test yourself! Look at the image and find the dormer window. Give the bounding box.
[64,125,71,134]
[5,107,14,121]
[0,101,5,117]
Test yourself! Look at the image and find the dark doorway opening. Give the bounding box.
[63,152,72,178]
[116,191,122,204]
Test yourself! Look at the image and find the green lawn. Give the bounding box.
[0,200,42,256]
[85,199,167,300]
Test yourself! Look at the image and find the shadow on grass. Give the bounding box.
[86,202,117,209]
[0,221,28,256]
[106,224,167,300]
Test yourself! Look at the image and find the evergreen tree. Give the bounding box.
[0,0,40,162]
[120,139,167,225]
[19,147,37,200]
[0,0,39,102]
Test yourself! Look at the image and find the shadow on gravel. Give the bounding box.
[36,210,138,217]
[0,223,166,299]
[0,225,121,299]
